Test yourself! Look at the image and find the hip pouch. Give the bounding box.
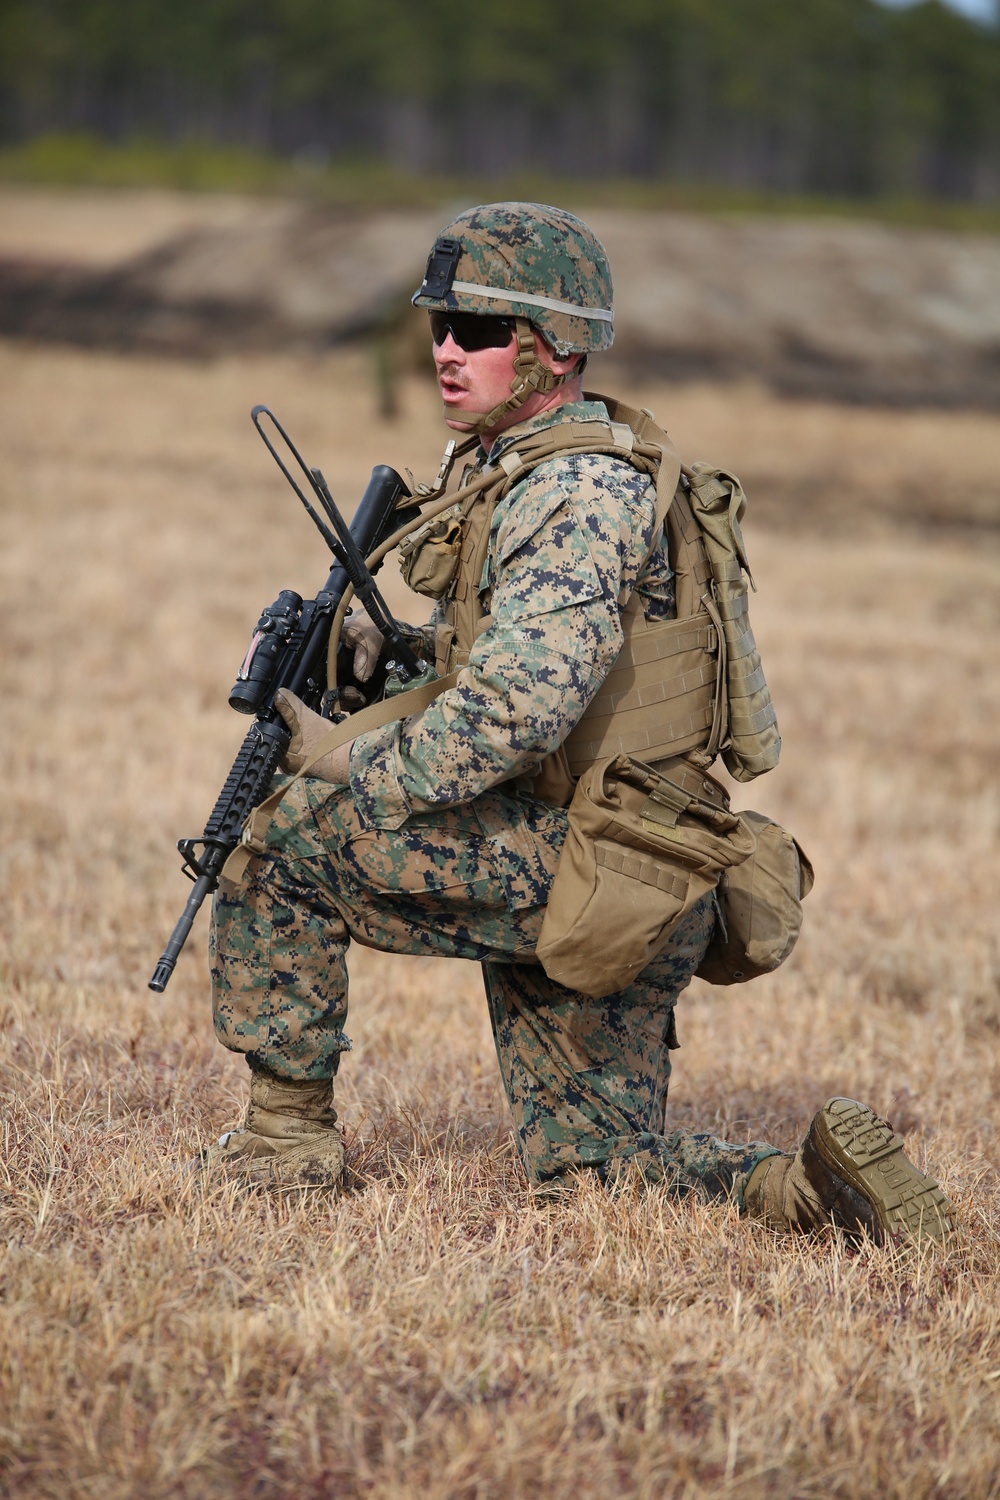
[536,754,757,999]
[695,811,814,985]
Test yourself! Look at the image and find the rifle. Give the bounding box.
[149,406,421,993]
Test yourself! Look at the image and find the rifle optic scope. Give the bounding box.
[229,588,303,714]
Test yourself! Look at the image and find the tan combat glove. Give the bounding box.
[342,610,384,687]
[274,689,354,784]
[272,610,383,782]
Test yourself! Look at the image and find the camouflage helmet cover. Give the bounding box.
[412,202,614,357]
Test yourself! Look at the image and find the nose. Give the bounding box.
[433,330,464,364]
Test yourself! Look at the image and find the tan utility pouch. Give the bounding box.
[398,505,465,598]
[536,754,757,999]
[695,812,814,985]
[685,463,780,782]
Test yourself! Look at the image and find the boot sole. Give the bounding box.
[810,1097,954,1248]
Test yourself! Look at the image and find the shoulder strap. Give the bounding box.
[586,392,682,550]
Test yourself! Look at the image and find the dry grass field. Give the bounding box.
[2,337,1000,1498]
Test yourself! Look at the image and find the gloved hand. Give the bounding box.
[274,689,354,785]
[339,610,385,709]
[343,610,384,682]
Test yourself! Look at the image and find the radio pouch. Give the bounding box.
[398,505,465,598]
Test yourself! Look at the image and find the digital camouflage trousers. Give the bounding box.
[210,776,778,1200]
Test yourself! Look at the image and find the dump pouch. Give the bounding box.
[695,811,814,985]
[536,754,757,999]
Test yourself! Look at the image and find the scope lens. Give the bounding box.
[229,679,265,714]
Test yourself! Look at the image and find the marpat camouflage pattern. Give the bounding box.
[210,397,780,1202]
[211,775,778,1198]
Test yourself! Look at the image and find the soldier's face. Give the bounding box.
[432,323,520,430]
[432,319,580,442]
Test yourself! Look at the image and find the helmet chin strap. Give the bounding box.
[441,318,576,434]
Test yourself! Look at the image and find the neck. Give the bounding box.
[478,378,585,454]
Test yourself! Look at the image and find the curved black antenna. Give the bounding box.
[252,404,342,558]
[250,404,420,678]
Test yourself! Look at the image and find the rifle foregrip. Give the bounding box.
[204,718,290,843]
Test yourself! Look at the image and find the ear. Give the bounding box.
[532,328,582,376]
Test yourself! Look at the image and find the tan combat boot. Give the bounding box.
[744,1097,954,1249]
[203,1070,345,1191]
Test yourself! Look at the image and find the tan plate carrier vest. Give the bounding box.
[417,392,780,805]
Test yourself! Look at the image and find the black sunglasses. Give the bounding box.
[429,311,516,352]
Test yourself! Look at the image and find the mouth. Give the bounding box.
[437,368,469,405]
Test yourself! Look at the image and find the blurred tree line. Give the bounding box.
[1,0,999,199]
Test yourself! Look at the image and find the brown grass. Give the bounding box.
[2,339,1000,1499]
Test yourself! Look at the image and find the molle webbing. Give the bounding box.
[666,478,714,620]
[562,599,721,773]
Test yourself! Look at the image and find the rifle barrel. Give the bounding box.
[149,870,216,992]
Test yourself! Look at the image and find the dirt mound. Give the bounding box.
[0,200,444,356]
[2,189,1000,406]
[591,210,1000,407]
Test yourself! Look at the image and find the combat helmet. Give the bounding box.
[412,201,614,429]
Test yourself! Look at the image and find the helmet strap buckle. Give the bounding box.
[466,318,573,433]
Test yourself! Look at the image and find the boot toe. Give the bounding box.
[198,1126,345,1193]
[255,1135,346,1191]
